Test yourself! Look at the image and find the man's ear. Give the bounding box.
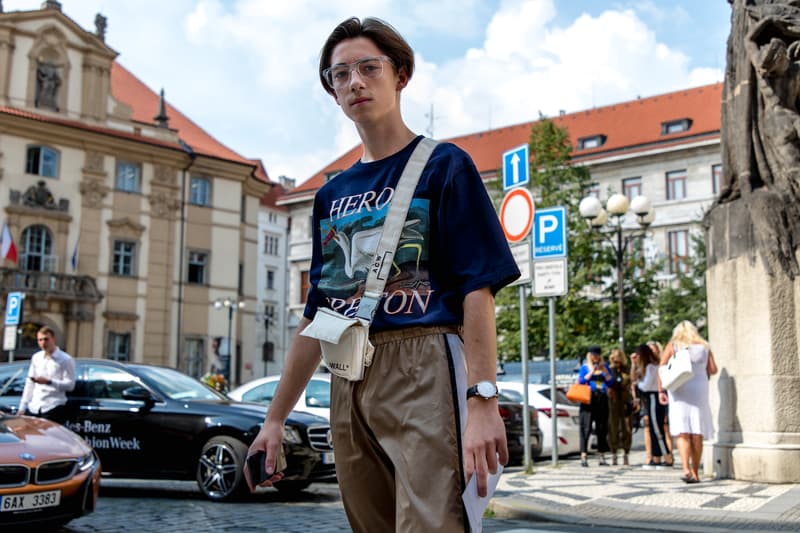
[396,67,410,90]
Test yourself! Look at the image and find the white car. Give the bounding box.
[229,374,331,420]
[496,380,582,457]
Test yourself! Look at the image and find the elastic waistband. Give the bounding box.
[370,325,461,345]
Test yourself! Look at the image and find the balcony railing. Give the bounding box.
[0,268,103,302]
[19,253,59,273]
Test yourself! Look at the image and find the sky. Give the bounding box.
[5,0,732,184]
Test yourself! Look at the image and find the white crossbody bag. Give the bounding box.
[301,138,439,381]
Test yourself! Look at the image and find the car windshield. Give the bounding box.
[133,366,224,401]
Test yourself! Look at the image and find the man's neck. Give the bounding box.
[357,121,417,163]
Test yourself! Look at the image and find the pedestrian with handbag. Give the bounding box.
[577,346,614,467]
[635,343,674,469]
[659,321,718,483]
[244,16,520,532]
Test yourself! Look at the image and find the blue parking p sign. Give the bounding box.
[533,207,568,259]
[5,292,22,326]
[502,144,529,191]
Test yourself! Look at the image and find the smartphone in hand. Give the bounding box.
[246,449,287,485]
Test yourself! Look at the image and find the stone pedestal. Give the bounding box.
[704,199,800,482]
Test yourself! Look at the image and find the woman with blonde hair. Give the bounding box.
[659,320,718,483]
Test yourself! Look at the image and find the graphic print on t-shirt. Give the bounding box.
[318,187,432,319]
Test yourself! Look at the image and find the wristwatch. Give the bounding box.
[466,381,499,400]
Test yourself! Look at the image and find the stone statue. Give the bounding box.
[35,61,61,111]
[95,13,107,42]
[720,0,800,277]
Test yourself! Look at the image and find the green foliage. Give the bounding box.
[493,119,707,362]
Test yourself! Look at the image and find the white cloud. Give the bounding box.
[3,0,725,183]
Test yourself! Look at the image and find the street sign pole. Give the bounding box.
[549,296,558,465]
[520,285,531,473]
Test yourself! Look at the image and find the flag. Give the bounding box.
[1,223,17,263]
[70,233,80,272]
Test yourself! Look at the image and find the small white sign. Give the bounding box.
[509,242,531,286]
[533,258,568,297]
[3,326,17,351]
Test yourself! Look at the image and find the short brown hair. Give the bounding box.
[319,17,414,95]
[37,326,55,338]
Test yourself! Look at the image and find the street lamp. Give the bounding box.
[212,297,245,384]
[579,193,655,353]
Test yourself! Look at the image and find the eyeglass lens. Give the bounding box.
[326,57,385,88]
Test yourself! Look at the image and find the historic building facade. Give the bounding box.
[0,3,270,387]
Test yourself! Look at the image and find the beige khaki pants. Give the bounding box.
[330,326,468,533]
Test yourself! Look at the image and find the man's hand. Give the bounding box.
[244,419,286,492]
[463,399,508,498]
[30,376,50,385]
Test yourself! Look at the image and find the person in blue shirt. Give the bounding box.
[578,345,614,467]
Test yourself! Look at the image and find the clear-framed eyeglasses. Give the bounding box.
[323,55,394,90]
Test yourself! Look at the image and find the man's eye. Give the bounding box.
[332,69,349,81]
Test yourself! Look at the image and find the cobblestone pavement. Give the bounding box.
[60,479,537,533]
[491,449,800,532]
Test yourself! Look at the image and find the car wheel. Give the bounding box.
[274,479,312,494]
[197,436,248,501]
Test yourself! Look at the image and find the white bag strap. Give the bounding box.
[356,137,439,321]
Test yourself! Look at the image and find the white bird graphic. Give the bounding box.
[328,220,423,279]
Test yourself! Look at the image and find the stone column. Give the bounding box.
[705,201,800,482]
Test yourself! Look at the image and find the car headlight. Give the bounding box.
[283,426,303,444]
[77,451,96,472]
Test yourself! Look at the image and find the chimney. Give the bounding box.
[41,1,61,10]
[154,88,170,128]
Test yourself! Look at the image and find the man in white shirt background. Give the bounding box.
[18,326,75,424]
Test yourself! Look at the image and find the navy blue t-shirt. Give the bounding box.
[304,136,520,331]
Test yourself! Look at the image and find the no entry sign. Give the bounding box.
[499,188,535,242]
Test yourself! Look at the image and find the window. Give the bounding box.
[264,234,280,255]
[111,240,136,276]
[308,216,314,238]
[106,333,131,362]
[25,146,59,178]
[300,270,310,304]
[668,230,690,274]
[184,338,205,379]
[577,135,606,150]
[242,381,279,404]
[84,365,139,399]
[268,212,278,224]
[267,268,276,290]
[190,176,211,206]
[240,195,246,222]
[661,118,692,135]
[622,177,642,199]
[584,184,600,198]
[666,170,687,201]
[324,170,342,183]
[625,238,645,278]
[116,161,141,192]
[21,225,55,272]
[712,164,722,195]
[187,250,208,284]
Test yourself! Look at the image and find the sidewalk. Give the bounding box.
[489,449,800,532]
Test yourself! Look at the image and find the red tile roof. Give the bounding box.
[110,62,253,166]
[284,83,722,199]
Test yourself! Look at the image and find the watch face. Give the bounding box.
[476,381,496,398]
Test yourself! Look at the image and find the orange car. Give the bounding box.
[0,413,100,529]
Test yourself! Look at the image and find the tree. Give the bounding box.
[494,119,672,362]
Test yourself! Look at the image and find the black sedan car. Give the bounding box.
[498,390,543,464]
[0,360,335,501]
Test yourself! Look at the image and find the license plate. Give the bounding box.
[1,490,61,512]
[322,452,335,464]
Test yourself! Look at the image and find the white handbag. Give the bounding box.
[658,345,694,392]
[301,138,439,381]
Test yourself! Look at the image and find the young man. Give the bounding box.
[245,17,519,531]
[18,326,76,424]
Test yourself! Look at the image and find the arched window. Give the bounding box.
[21,225,55,272]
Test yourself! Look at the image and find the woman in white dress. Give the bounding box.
[658,321,718,483]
